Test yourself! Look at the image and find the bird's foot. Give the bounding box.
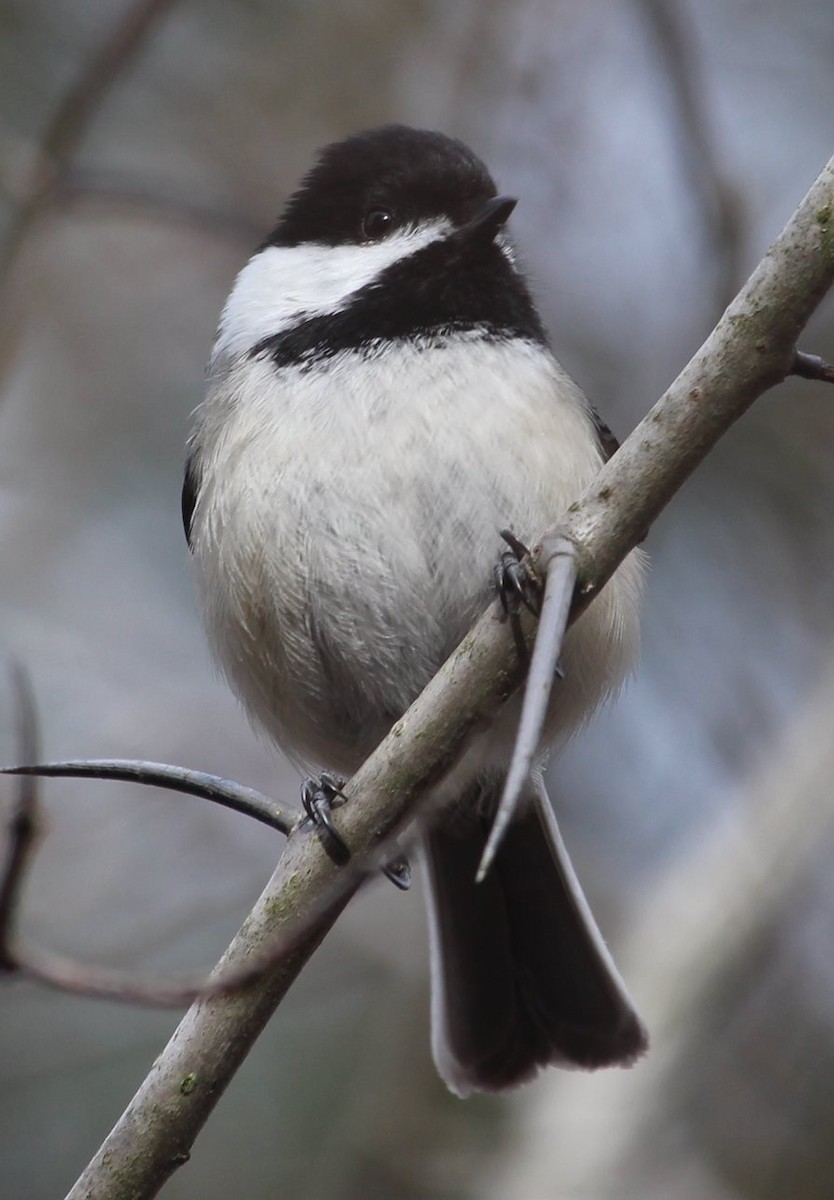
[301,771,351,864]
[300,772,411,890]
[495,529,542,617]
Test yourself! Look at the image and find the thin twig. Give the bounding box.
[0,757,408,1005]
[792,349,834,384]
[1,760,295,836]
[0,756,301,1002]
[11,943,238,1006]
[0,749,303,1000]
[477,536,577,881]
[7,816,409,1005]
[0,666,40,967]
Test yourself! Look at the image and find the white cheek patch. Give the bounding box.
[215,220,451,360]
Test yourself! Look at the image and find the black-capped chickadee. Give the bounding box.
[183,125,647,1096]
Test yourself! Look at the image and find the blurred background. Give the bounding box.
[1,1,833,1197]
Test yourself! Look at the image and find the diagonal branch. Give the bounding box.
[552,166,834,609]
[65,155,834,1200]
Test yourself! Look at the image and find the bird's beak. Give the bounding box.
[455,195,518,243]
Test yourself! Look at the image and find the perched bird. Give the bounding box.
[183,124,647,1095]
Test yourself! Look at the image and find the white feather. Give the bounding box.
[190,333,644,773]
[214,220,451,360]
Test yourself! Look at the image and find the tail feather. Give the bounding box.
[423,776,647,1096]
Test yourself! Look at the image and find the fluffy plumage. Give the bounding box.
[185,125,647,1094]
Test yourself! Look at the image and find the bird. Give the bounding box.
[183,124,647,1096]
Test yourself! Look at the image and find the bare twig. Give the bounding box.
[477,536,577,881]
[65,157,834,1200]
[792,349,834,384]
[0,751,302,1001]
[0,757,406,1005]
[2,760,295,836]
[0,755,302,1002]
[11,943,240,1007]
[0,665,40,967]
[8,832,406,1005]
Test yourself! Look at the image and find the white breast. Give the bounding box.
[189,334,643,772]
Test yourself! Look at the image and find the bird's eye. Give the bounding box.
[361,207,394,241]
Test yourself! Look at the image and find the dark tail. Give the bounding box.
[422,776,647,1096]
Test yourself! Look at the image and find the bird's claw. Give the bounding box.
[300,772,351,865]
[495,529,542,617]
[381,855,412,890]
[300,772,411,890]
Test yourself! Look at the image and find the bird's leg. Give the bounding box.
[495,529,543,617]
[300,771,351,865]
[300,772,411,890]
